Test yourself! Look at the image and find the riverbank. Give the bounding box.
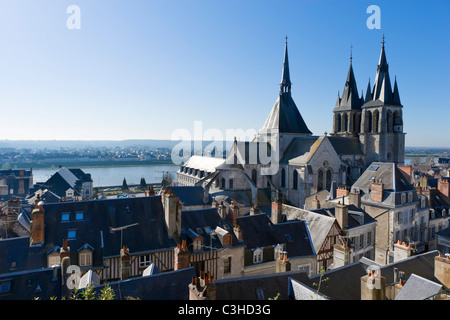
[1,159,177,170]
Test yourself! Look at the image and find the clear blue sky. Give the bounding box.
[0,0,448,147]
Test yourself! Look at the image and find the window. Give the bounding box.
[139,255,151,268]
[79,252,92,267]
[430,226,436,240]
[0,281,11,294]
[61,212,70,222]
[408,193,413,203]
[299,265,311,276]
[253,248,263,264]
[401,193,406,204]
[229,179,234,189]
[409,210,414,223]
[193,239,203,251]
[293,170,298,190]
[367,232,372,246]
[75,212,84,220]
[274,244,283,260]
[48,254,61,267]
[224,257,231,274]
[360,234,365,248]
[281,169,286,188]
[68,230,76,240]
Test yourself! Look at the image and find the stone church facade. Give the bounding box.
[177,36,405,209]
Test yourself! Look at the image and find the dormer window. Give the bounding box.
[193,238,203,252]
[78,244,94,267]
[408,192,413,203]
[61,212,70,222]
[274,244,283,260]
[253,248,263,264]
[401,193,406,204]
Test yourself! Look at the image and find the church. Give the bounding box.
[176,36,405,210]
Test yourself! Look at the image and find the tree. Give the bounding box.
[122,178,129,191]
[139,177,147,190]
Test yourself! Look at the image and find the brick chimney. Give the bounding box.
[60,238,70,259]
[335,202,348,230]
[276,251,291,273]
[370,179,384,202]
[229,201,239,227]
[30,204,45,246]
[348,189,361,207]
[393,240,413,262]
[336,186,349,198]
[398,165,412,182]
[271,198,283,224]
[434,254,450,288]
[120,245,131,281]
[233,224,243,241]
[311,195,320,210]
[189,271,217,300]
[146,186,155,196]
[174,239,190,270]
[437,178,450,198]
[164,189,181,237]
[360,269,386,300]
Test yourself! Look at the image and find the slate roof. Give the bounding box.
[395,273,442,300]
[327,136,363,156]
[180,208,241,252]
[260,40,312,135]
[309,250,440,300]
[333,60,363,112]
[261,93,312,135]
[351,162,417,206]
[214,270,312,300]
[166,185,210,206]
[281,136,319,164]
[311,204,377,230]
[363,38,402,107]
[41,196,175,265]
[284,205,335,254]
[0,236,43,274]
[0,265,63,300]
[92,267,197,300]
[236,213,315,258]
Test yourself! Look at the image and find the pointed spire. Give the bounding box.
[280,35,291,94]
[365,78,372,102]
[334,90,341,109]
[336,48,361,111]
[371,34,392,103]
[393,76,401,105]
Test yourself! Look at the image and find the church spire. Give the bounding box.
[371,34,393,103]
[334,46,361,111]
[280,35,291,94]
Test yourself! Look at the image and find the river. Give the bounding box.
[32,165,179,187]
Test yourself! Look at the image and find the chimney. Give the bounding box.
[393,240,413,262]
[311,195,320,210]
[276,251,291,273]
[146,186,155,196]
[164,190,181,237]
[250,205,260,215]
[434,254,450,288]
[334,202,348,230]
[233,224,243,241]
[174,239,190,270]
[371,179,384,202]
[437,178,450,198]
[398,165,412,182]
[30,205,45,246]
[349,189,361,207]
[414,183,422,195]
[360,269,386,300]
[229,201,239,227]
[188,271,217,300]
[120,245,131,281]
[336,186,349,198]
[333,243,350,268]
[211,199,218,208]
[60,239,71,298]
[271,198,283,224]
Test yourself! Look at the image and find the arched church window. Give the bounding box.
[367,111,373,133]
[373,110,379,133]
[293,170,298,190]
[326,169,332,191]
[337,114,342,132]
[386,110,392,132]
[318,169,324,191]
[343,113,348,132]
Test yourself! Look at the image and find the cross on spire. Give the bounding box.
[381,34,385,48]
[350,44,353,64]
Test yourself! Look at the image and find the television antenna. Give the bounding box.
[110,223,139,248]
